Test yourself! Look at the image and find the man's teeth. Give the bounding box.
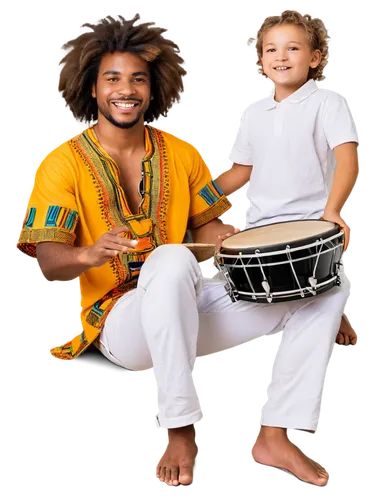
[114,102,137,108]
[275,67,290,70]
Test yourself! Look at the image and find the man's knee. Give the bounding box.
[139,244,200,285]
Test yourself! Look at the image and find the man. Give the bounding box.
[17,14,356,487]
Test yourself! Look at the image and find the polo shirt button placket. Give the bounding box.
[274,102,284,137]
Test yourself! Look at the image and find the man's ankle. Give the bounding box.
[259,425,288,439]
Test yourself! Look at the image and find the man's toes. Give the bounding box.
[348,334,357,343]
[158,467,165,483]
[156,465,161,478]
[337,333,344,344]
[313,462,327,473]
[178,465,193,485]
[316,471,329,486]
[171,467,179,486]
[165,468,171,485]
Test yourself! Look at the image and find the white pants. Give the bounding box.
[94,244,350,432]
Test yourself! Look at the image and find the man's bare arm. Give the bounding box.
[36,243,92,282]
[191,219,240,248]
[36,226,138,281]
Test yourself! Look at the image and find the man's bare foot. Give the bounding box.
[336,313,357,345]
[156,424,198,486]
[252,426,329,486]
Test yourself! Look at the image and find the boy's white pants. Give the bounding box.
[94,244,350,432]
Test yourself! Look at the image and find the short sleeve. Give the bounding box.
[188,149,232,229]
[17,153,79,258]
[229,108,253,165]
[323,96,359,150]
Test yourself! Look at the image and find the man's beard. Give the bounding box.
[98,103,143,129]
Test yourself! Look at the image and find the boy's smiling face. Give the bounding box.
[261,24,321,91]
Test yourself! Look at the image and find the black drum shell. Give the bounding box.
[219,221,344,303]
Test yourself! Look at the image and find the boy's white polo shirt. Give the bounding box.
[229,78,359,228]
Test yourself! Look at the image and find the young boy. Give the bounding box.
[18,12,357,488]
[216,10,359,346]
[216,10,358,346]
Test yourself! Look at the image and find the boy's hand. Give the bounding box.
[336,314,357,345]
[321,210,350,251]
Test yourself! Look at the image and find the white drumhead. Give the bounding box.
[222,220,337,249]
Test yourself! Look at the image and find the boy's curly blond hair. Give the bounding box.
[253,10,329,81]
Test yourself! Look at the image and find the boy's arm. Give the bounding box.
[195,163,252,246]
[215,163,253,196]
[323,142,359,250]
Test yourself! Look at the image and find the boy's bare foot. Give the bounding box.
[252,426,329,486]
[336,313,357,345]
[156,424,198,486]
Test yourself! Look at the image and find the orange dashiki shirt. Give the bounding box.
[17,125,231,360]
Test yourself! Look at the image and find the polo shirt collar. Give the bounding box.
[265,79,318,110]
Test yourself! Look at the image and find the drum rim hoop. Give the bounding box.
[220,219,342,255]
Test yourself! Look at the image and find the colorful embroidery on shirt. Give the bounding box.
[86,306,109,329]
[48,337,74,363]
[188,197,232,229]
[17,228,76,257]
[45,206,79,230]
[151,128,170,245]
[71,131,131,286]
[198,180,224,205]
[74,128,166,288]
[70,329,90,361]
[86,277,139,328]
[24,207,36,228]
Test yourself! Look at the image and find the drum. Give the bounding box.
[183,243,216,262]
[214,219,344,303]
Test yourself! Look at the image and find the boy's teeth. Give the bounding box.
[275,67,289,70]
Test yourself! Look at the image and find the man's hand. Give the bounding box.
[81,226,138,268]
[217,228,241,249]
[191,218,238,247]
[36,226,139,282]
